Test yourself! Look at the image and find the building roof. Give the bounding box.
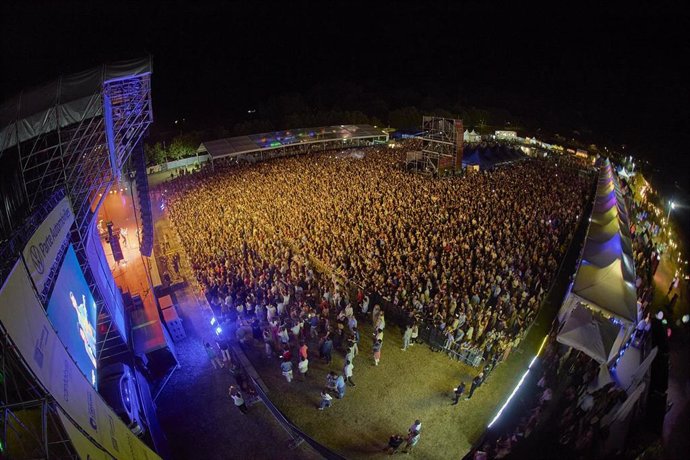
[199,124,388,159]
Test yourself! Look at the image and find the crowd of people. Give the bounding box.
[165,143,591,383]
[471,167,668,459]
[473,330,630,459]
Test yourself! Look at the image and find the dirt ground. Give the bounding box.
[243,318,528,460]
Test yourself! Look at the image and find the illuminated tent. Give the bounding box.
[557,304,623,364]
[581,234,636,283]
[571,259,638,324]
[462,145,524,169]
[558,158,639,366]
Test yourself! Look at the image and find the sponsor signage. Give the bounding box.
[22,196,75,296]
[0,261,160,460]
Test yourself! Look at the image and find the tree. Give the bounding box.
[168,132,201,160]
[144,142,166,165]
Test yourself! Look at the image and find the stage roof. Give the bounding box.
[0,57,152,152]
[199,124,388,159]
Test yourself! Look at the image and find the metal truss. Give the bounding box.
[411,116,462,176]
[8,72,153,365]
[1,332,78,459]
[0,63,153,459]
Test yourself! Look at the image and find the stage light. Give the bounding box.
[215,326,222,335]
[487,336,546,429]
[682,314,689,324]
[210,317,216,325]
[488,368,529,428]
[655,311,664,320]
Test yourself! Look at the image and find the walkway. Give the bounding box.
[149,189,320,460]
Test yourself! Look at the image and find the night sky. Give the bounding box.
[2,1,688,226]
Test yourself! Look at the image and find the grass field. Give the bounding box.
[243,319,540,459]
[239,194,590,459]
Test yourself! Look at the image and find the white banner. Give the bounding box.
[57,407,113,460]
[0,261,160,460]
[22,196,75,295]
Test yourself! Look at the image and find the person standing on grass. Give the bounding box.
[280,344,292,361]
[408,419,422,435]
[410,323,419,345]
[280,358,293,383]
[263,329,273,359]
[346,339,356,364]
[310,313,319,339]
[320,335,333,364]
[361,294,370,317]
[402,326,413,351]
[229,386,248,414]
[403,430,420,454]
[384,434,405,454]
[451,381,466,405]
[467,372,484,399]
[372,304,381,325]
[319,388,333,410]
[326,371,338,392]
[298,355,309,380]
[374,327,384,343]
[205,342,223,369]
[335,374,347,399]
[373,339,383,366]
[376,312,386,332]
[343,359,356,386]
[352,327,360,356]
[299,341,309,360]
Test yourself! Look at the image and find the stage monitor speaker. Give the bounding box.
[106,221,124,262]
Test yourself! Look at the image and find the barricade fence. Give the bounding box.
[249,374,347,460]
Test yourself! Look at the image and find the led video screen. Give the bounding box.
[47,245,98,386]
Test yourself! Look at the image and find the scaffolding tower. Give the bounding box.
[407,116,463,176]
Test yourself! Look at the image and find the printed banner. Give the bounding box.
[56,407,113,460]
[0,261,160,460]
[22,196,75,296]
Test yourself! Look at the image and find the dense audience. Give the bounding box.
[164,143,591,367]
[473,168,664,460]
[473,332,628,459]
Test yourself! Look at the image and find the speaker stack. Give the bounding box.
[132,141,154,257]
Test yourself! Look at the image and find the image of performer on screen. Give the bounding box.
[70,291,97,369]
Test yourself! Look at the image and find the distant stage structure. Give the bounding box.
[406,116,463,176]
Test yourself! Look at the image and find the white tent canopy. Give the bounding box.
[572,259,638,324]
[557,304,623,364]
[557,159,639,365]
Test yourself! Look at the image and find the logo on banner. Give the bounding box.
[87,391,98,430]
[33,326,49,368]
[29,245,45,274]
[22,199,74,293]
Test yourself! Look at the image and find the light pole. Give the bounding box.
[667,200,676,221]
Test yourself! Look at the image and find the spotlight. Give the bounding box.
[215,326,222,335]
